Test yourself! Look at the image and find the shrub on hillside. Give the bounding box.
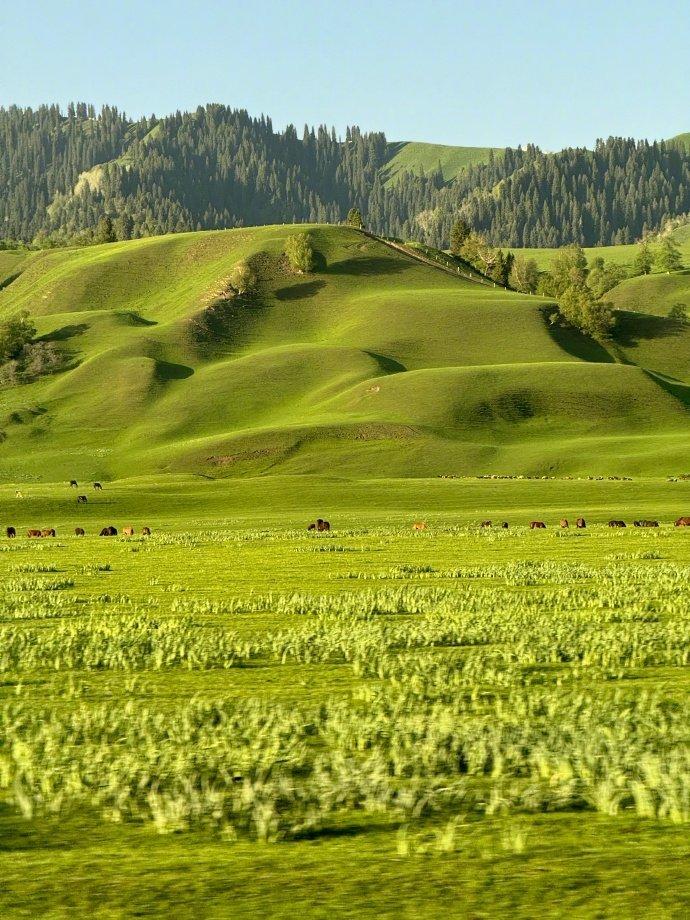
[230,260,257,294]
[284,233,315,273]
[550,286,615,339]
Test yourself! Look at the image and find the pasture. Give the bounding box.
[1,475,690,918]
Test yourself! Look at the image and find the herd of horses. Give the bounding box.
[6,526,151,538]
[410,517,690,530]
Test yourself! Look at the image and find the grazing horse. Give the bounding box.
[141,527,151,536]
[317,519,330,532]
[530,521,546,529]
[559,519,569,528]
[27,529,42,538]
[77,495,88,504]
[608,520,626,528]
[6,527,16,538]
[41,528,56,537]
[412,522,427,531]
[634,520,659,528]
[93,482,103,491]
[480,521,492,528]
[576,517,586,529]
[122,526,134,537]
[675,517,690,527]
[100,526,117,536]
[307,523,316,531]
[75,527,85,536]
[70,480,78,488]
[501,522,509,529]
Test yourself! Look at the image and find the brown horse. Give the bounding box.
[576,518,586,529]
[608,520,626,528]
[412,522,427,531]
[675,517,690,527]
[530,521,546,529]
[41,528,56,537]
[6,527,16,538]
[75,527,85,536]
[501,522,509,529]
[122,526,134,537]
[480,520,492,528]
[77,495,88,504]
[317,519,330,532]
[27,529,42,538]
[559,519,569,528]
[141,527,151,536]
[93,482,103,491]
[100,526,117,536]
[634,520,659,528]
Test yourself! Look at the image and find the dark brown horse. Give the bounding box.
[608,520,626,528]
[75,527,85,536]
[6,527,16,538]
[675,517,690,527]
[530,521,546,529]
[41,528,56,537]
[576,518,586,529]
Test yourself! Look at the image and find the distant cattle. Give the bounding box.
[576,517,586,529]
[6,527,16,538]
[634,520,659,528]
[141,526,151,536]
[100,526,117,537]
[93,482,103,491]
[74,527,85,536]
[412,522,427,531]
[530,521,546,529]
[675,517,690,527]
[308,519,330,532]
[501,522,509,529]
[122,526,134,537]
[70,480,78,488]
[41,528,56,538]
[27,529,42,538]
[559,518,569,528]
[480,521,492,528]
[77,495,88,504]
[608,520,626,528]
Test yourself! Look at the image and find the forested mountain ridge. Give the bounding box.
[2,103,689,249]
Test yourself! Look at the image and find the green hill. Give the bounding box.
[381,141,503,185]
[0,224,688,482]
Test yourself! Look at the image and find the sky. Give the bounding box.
[2,0,689,150]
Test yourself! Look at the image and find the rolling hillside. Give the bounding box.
[381,141,503,185]
[0,224,688,483]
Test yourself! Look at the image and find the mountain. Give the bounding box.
[2,104,690,250]
[0,223,688,482]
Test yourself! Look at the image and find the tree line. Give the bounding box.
[2,104,690,250]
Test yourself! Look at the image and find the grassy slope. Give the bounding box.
[0,223,688,482]
[513,223,690,270]
[381,141,502,185]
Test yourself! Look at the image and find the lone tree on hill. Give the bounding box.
[633,239,654,275]
[230,260,256,295]
[284,233,315,273]
[346,207,363,229]
[656,236,683,273]
[450,218,472,255]
[0,311,37,363]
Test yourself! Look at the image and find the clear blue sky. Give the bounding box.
[2,0,688,150]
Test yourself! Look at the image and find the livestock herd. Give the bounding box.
[6,526,151,538]
[413,516,690,530]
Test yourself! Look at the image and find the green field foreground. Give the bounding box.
[1,475,690,918]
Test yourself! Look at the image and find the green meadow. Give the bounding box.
[1,223,690,917]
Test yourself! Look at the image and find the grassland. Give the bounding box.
[0,223,688,485]
[381,141,503,185]
[1,475,690,918]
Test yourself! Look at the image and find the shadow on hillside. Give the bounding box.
[36,323,89,343]
[274,280,326,301]
[0,272,22,292]
[644,369,690,410]
[541,308,615,363]
[116,310,158,327]
[154,360,194,381]
[328,256,409,277]
[365,350,407,374]
[613,310,685,348]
